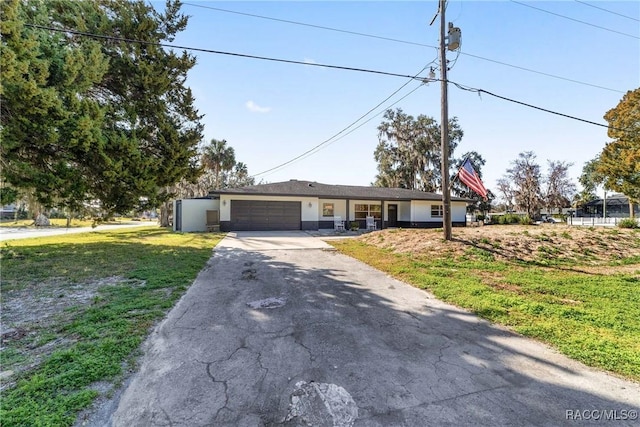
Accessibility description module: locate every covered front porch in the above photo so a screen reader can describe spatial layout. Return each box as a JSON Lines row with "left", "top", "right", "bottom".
{"left": 316, "top": 198, "right": 466, "bottom": 230}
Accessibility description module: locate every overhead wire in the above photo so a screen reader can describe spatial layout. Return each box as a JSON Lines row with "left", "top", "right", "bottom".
{"left": 574, "top": 1, "right": 639, "bottom": 23}
{"left": 511, "top": 1, "right": 639, "bottom": 39}
{"left": 449, "top": 81, "right": 622, "bottom": 131}
{"left": 26, "top": 21, "right": 440, "bottom": 177}
{"left": 251, "top": 62, "right": 436, "bottom": 177}
{"left": 24, "top": 24, "right": 425, "bottom": 81}
{"left": 182, "top": 2, "right": 439, "bottom": 50}
{"left": 181, "top": 2, "right": 625, "bottom": 94}
{"left": 455, "top": 52, "right": 620, "bottom": 93}
{"left": 27, "top": 22, "right": 625, "bottom": 174}
{"left": 253, "top": 83, "right": 426, "bottom": 178}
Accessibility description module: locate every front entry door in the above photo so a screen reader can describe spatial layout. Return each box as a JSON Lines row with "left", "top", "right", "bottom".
{"left": 388, "top": 204, "right": 398, "bottom": 227}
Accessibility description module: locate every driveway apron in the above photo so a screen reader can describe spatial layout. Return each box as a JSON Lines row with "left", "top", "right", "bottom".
{"left": 110, "top": 231, "right": 640, "bottom": 426}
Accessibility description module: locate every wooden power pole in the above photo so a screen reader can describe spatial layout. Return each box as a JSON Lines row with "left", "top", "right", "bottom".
{"left": 439, "top": 0, "right": 452, "bottom": 241}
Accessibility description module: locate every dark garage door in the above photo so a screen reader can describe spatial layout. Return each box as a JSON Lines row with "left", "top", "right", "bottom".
{"left": 230, "top": 200, "right": 301, "bottom": 231}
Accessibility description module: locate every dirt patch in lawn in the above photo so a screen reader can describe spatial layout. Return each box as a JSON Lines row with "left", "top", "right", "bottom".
{"left": 0, "top": 276, "right": 145, "bottom": 391}
{"left": 358, "top": 224, "right": 640, "bottom": 266}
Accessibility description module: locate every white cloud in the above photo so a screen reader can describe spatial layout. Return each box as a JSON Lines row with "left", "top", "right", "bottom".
{"left": 245, "top": 100, "right": 271, "bottom": 113}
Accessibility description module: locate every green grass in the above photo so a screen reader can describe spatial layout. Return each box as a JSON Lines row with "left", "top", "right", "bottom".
{"left": 0, "top": 228, "right": 223, "bottom": 427}
{"left": 330, "top": 239, "right": 640, "bottom": 382}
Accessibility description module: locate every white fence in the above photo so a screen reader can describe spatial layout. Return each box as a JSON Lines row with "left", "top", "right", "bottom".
{"left": 567, "top": 217, "right": 639, "bottom": 227}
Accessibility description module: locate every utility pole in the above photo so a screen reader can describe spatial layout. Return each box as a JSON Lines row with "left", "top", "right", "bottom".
{"left": 438, "top": 0, "right": 452, "bottom": 240}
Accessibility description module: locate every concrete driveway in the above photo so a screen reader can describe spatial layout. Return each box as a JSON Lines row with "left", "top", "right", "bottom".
{"left": 105, "top": 231, "right": 640, "bottom": 426}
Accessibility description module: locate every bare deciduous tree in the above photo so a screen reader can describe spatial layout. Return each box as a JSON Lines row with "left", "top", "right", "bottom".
{"left": 505, "top": 151, "right": 543, "bottom": 219}
{"left": 544, "top": 160, "right": 576, "bottom": 214}
{"left": 496, "top": 178, "right": 515, "bottom": 212}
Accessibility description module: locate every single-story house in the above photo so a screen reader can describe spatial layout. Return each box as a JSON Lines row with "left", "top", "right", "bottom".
{"left": 173, "top": 180, "right": 470, "bottom": 232}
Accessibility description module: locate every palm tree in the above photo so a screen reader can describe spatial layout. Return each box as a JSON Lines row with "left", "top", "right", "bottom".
{"left": 202, "top": 139, "right": 236, "bottom": 190}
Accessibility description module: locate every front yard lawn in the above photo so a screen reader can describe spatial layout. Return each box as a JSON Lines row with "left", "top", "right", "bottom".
{"left": 1, "top": 228, "right": 224, "bottom": 427}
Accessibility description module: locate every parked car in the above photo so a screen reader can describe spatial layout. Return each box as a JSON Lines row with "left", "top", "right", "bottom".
{"left": 540, "top": 216, "right": 562, "bottom": 223}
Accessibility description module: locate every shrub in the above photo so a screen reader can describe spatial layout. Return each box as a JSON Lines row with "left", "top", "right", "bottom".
{"left": 507, "top": 214, "right": 521, "bottom": 224}
{"left": 497, "top": 214, "right": 520, "bottom": 225}
{"left": 476, "top": 214, "right": 485, "bottom": 221}
{"left": 618, "top": 218, "right": 639, "bottom": 229}
{"left": 519, "top": 216, "right": 533, "bottom": 225}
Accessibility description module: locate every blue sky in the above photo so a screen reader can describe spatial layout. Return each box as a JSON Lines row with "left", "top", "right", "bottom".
{"left": 153, "top": 1, "right": 639, "bottom": 197}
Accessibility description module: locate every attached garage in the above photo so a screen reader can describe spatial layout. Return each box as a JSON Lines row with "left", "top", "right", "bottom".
{"left": 230, "top": 200, "right": 301, "bottom": 231}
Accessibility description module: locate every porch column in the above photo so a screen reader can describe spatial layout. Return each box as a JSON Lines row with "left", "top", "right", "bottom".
{"left": 381, "top": 200, "right": 385, "bottom": 230}
{"left": 346, "top": 199, "right": 350, "bottom": 223}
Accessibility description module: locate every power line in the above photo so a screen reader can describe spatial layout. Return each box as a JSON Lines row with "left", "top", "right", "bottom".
{"left": 574, "top": 1, "right": 639, "bottom": 23}
{"left": 252, "top": 64, "right": 434, "bottom": 177}
{"left": 457, "top": 52, "right": 621, "bottom": 93}
{"left": 449, "top": 81, "right": 621, "bottom": 131}
{"left": 25, "top": 23, "right": 625, "bottom": 171}
{"left": 511, "top": 1, "right": 639, "bottom": 39}
{"left": 254, "top": 84, "right": 426, "bottom": 178}
{"left": 182, "top": 2, "right": 439, "bottom": 50}
{"left": 24, "top": 24, "right": 424, "bottom": 81}
{"left": 181, "top": 2, "right": 624, "bottom": 94}
{"left": 257, "top": 78, "right": 622, "bottom": 178}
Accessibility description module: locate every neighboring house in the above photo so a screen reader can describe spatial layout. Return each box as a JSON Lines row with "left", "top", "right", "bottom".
{"left": 173, "top": 180, "right": 470, "bottom": 232}
{"left": 578, "top": 194, "right": 639, "bottom": 218}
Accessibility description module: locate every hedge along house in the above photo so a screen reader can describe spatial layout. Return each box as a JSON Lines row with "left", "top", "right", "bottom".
{"left": 173, "top": 180, "right": 470, "bottom": 232}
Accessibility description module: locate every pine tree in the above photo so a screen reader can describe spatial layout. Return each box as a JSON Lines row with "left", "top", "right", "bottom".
{"left": 1, "top": 0, "right": 204, "bottom": 216}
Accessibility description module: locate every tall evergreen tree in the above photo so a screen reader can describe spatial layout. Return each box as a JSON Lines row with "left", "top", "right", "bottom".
{"left": 1, "top": 0, "right": 204, "bottom": 216}
{"left": 1, "top": 0, "right": 108, "bottom": 212}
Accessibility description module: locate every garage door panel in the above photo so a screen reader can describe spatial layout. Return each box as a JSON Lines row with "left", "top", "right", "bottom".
{"left": 230, "top": 200, "right": 301, "bottom": 231}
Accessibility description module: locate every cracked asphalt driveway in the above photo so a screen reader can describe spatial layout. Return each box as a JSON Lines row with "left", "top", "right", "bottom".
{"left": 107, "top": 231, "right": 640, "bottom": 426}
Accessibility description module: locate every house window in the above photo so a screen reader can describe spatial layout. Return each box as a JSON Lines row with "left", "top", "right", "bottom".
{"left": 355, "top": 204, "right": 382, "bottom": 220}
{"left": 322, "top": 203, "right": 334, "bottom": 217}
{"left": 431, "top": 205, "right": 443, "bottom": 217}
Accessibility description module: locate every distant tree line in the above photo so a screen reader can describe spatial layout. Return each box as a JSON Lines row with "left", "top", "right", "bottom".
{"left": 495, "top": 152, "right": 575, "bottom": 219}
{"left": 372, "top": 91, "right": 640, "bottom": 220}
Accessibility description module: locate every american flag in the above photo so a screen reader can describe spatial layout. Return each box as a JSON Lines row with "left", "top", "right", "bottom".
{"left": 458, "top": 159, "right": 488, "bottom": 199}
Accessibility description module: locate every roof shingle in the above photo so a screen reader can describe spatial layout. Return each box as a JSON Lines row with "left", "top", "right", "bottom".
{"left": 213, "top": 180, "right": 470, "bottom": 202}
